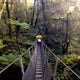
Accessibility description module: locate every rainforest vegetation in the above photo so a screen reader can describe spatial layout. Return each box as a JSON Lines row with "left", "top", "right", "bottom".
{"left": 0, "top": 0, "right": 80, "bottom": 80}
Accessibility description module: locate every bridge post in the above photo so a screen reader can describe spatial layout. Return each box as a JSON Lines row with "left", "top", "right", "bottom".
{"left": 47, "top": 50, "right": 49, "bottom": 63}
{"left": 28, "top": 50, "right": 31, "bottom": 58}
{"left": 19, "top": 55, "right": 24, "bottom": 75}
{"left": 54, "top": 57, "right": 59, "bottom": 80}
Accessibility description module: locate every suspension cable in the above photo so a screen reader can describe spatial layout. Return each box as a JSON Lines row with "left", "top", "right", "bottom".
{"left": 0, "top": 54, "right": 23, "bottom": 74}
{"left": 1, "top": 41, "right": 80, "bottom": 79}
{"left": 43, "top": 42, "right": 80, "bottom": 79}
{"left": 0, "top": 43, "right": 35, "bottom": 74}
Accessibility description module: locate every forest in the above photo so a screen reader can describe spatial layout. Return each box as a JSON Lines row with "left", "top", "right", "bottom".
{"left": 0, "top": 0, "right": 80, "bottom": 80}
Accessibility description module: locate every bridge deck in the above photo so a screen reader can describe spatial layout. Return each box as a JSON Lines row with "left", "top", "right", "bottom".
{"left": 22, "top": 41, "right": 54, "bottom": 80}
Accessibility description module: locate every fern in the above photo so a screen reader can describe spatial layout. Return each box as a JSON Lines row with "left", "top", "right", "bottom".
{"left": 0, "top": 53, "right": 29, "bottom": 70}
{"left": 7, "top": 19, "right": 30, "bottom": 29}
{"left": 0, "top": 56, "right": 8, "bottom": 62}
{"left": 0, "top": 39, "right": 6, "bottom": 49}
{"left": 0, "top": 54, "right": 19, "bottom": 66}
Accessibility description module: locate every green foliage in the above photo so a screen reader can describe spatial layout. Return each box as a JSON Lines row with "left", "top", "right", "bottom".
{"left": 48, "top": 53, "right": 80, "bottom": 79}
{"left": 28, "top": 27, "right": 37, "bottom": 37}
{"left": 0, "top": 39, "right": 6, "bottom": 49}
{"left": 0, "top": 19, "right": 6, "bottom": 34}
{"left": 20, "top": 23, "right": 30, "bottom": 29}
{"left": 27, "top": 27, "right": 37, "bottom": 43}
{"left": 7, "top": 19, "right": 30, "bottom": 29}
{"left": 0, "top": 19, "right": 6, "bottom": 27}
{"left": 3, "top": 36, "right": 16, "bottom": 42}
{"left": 25, "top": 40, "right": 34, "bottom": 45}
{"left": 54, "top": 13, "right": 62, "bottom": 19}
{"left": 0, "top": 0, "right": 80, "bottom": 79}
{"left": 22, "top": 53, "right": 30, "bottom": 66}
{"left": 51, "top": 54, "right": 80, "bottom": 80}
{"left": 0, "top": 54, "right": 19, "bottom": 66}
{"left": 61, "top": 54, "right": 80, "bottom": 66}
{"left": 69, "top": 36, "right": 80, "bottom": 54}
{"left": 0, "top": 54, "right": 19, "bottom": 70}
{"left": 0, "top": 53, "right": 30, "bottom": 70}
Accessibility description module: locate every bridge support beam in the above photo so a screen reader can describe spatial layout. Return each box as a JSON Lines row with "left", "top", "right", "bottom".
{"left": 54, "top": 58, "right": 59, "bottom": 80}
{"left": 19, "top": 55, "right": 24, "bottom": 75}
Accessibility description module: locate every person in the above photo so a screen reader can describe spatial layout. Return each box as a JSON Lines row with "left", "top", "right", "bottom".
{"left": 36, "top": 35, "right": 43, "bottom": 42}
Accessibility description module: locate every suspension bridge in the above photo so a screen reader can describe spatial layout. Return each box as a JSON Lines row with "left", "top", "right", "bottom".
{"left": 0, "top": 35, "right": 80, "bottom": 80}
{"left": 0, "top": 0, "right": 80, "bottom": 80}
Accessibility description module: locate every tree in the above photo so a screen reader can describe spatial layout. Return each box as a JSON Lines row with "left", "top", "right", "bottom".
{"left": 6, "top": 0, "right": 12, "bottom": 38}
{"left": 30, "top": 0, "right": 36, "bottom": 27}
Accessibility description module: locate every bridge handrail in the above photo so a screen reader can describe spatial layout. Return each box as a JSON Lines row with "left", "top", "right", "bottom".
{"left": 1, "top": 41, "right": 80, "bottom": 79}
{"left": 0, "top": 54, "right": 24, "bottom": 74}
{"left": 0, "top": 44, "right": 35, "bottom": 74}
{"left": 43, "top": 42, "right": 80, "bottom": 79}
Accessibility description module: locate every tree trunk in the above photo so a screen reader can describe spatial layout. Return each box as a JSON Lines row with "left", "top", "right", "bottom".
{"left": 6, "top": 0, "right": 12, "bottom": 38}
{"left": 31, "top": 0, "right": 36, "bottom": 27}
{"left": 62, "top": 13, "right": 70, "bottom": 54}
{"left": 24, "top": 0, "right": 28, "bottom": 22}
{"left": 62, "top": 38, "right": 70, "bottom": 54}
{"left": 16, "top": 25, "right": 20, "bottom": 45}
{"left": 40, "top": 0, "right": 48, "bottom": 33}
{"left": 15, "top": 24, "right": 24, "bottom": 75}
{"left": 34, "top": 8, "right": 41, "bottom": 28}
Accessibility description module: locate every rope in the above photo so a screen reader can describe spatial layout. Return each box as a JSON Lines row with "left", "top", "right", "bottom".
{"left": 28, "top": 45, "right": 34, "bottom": 51}
{"left": 1, "top": 41, "right": 80, "bottom": 79}
{"left": 0, "top": 54, "right": 24, "bottom": 74}
{"left": 0, "top": 43, "right": 35, "bottom": 74}
{"left": 43, "top": 42, "right": 80, "bottom": 79}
